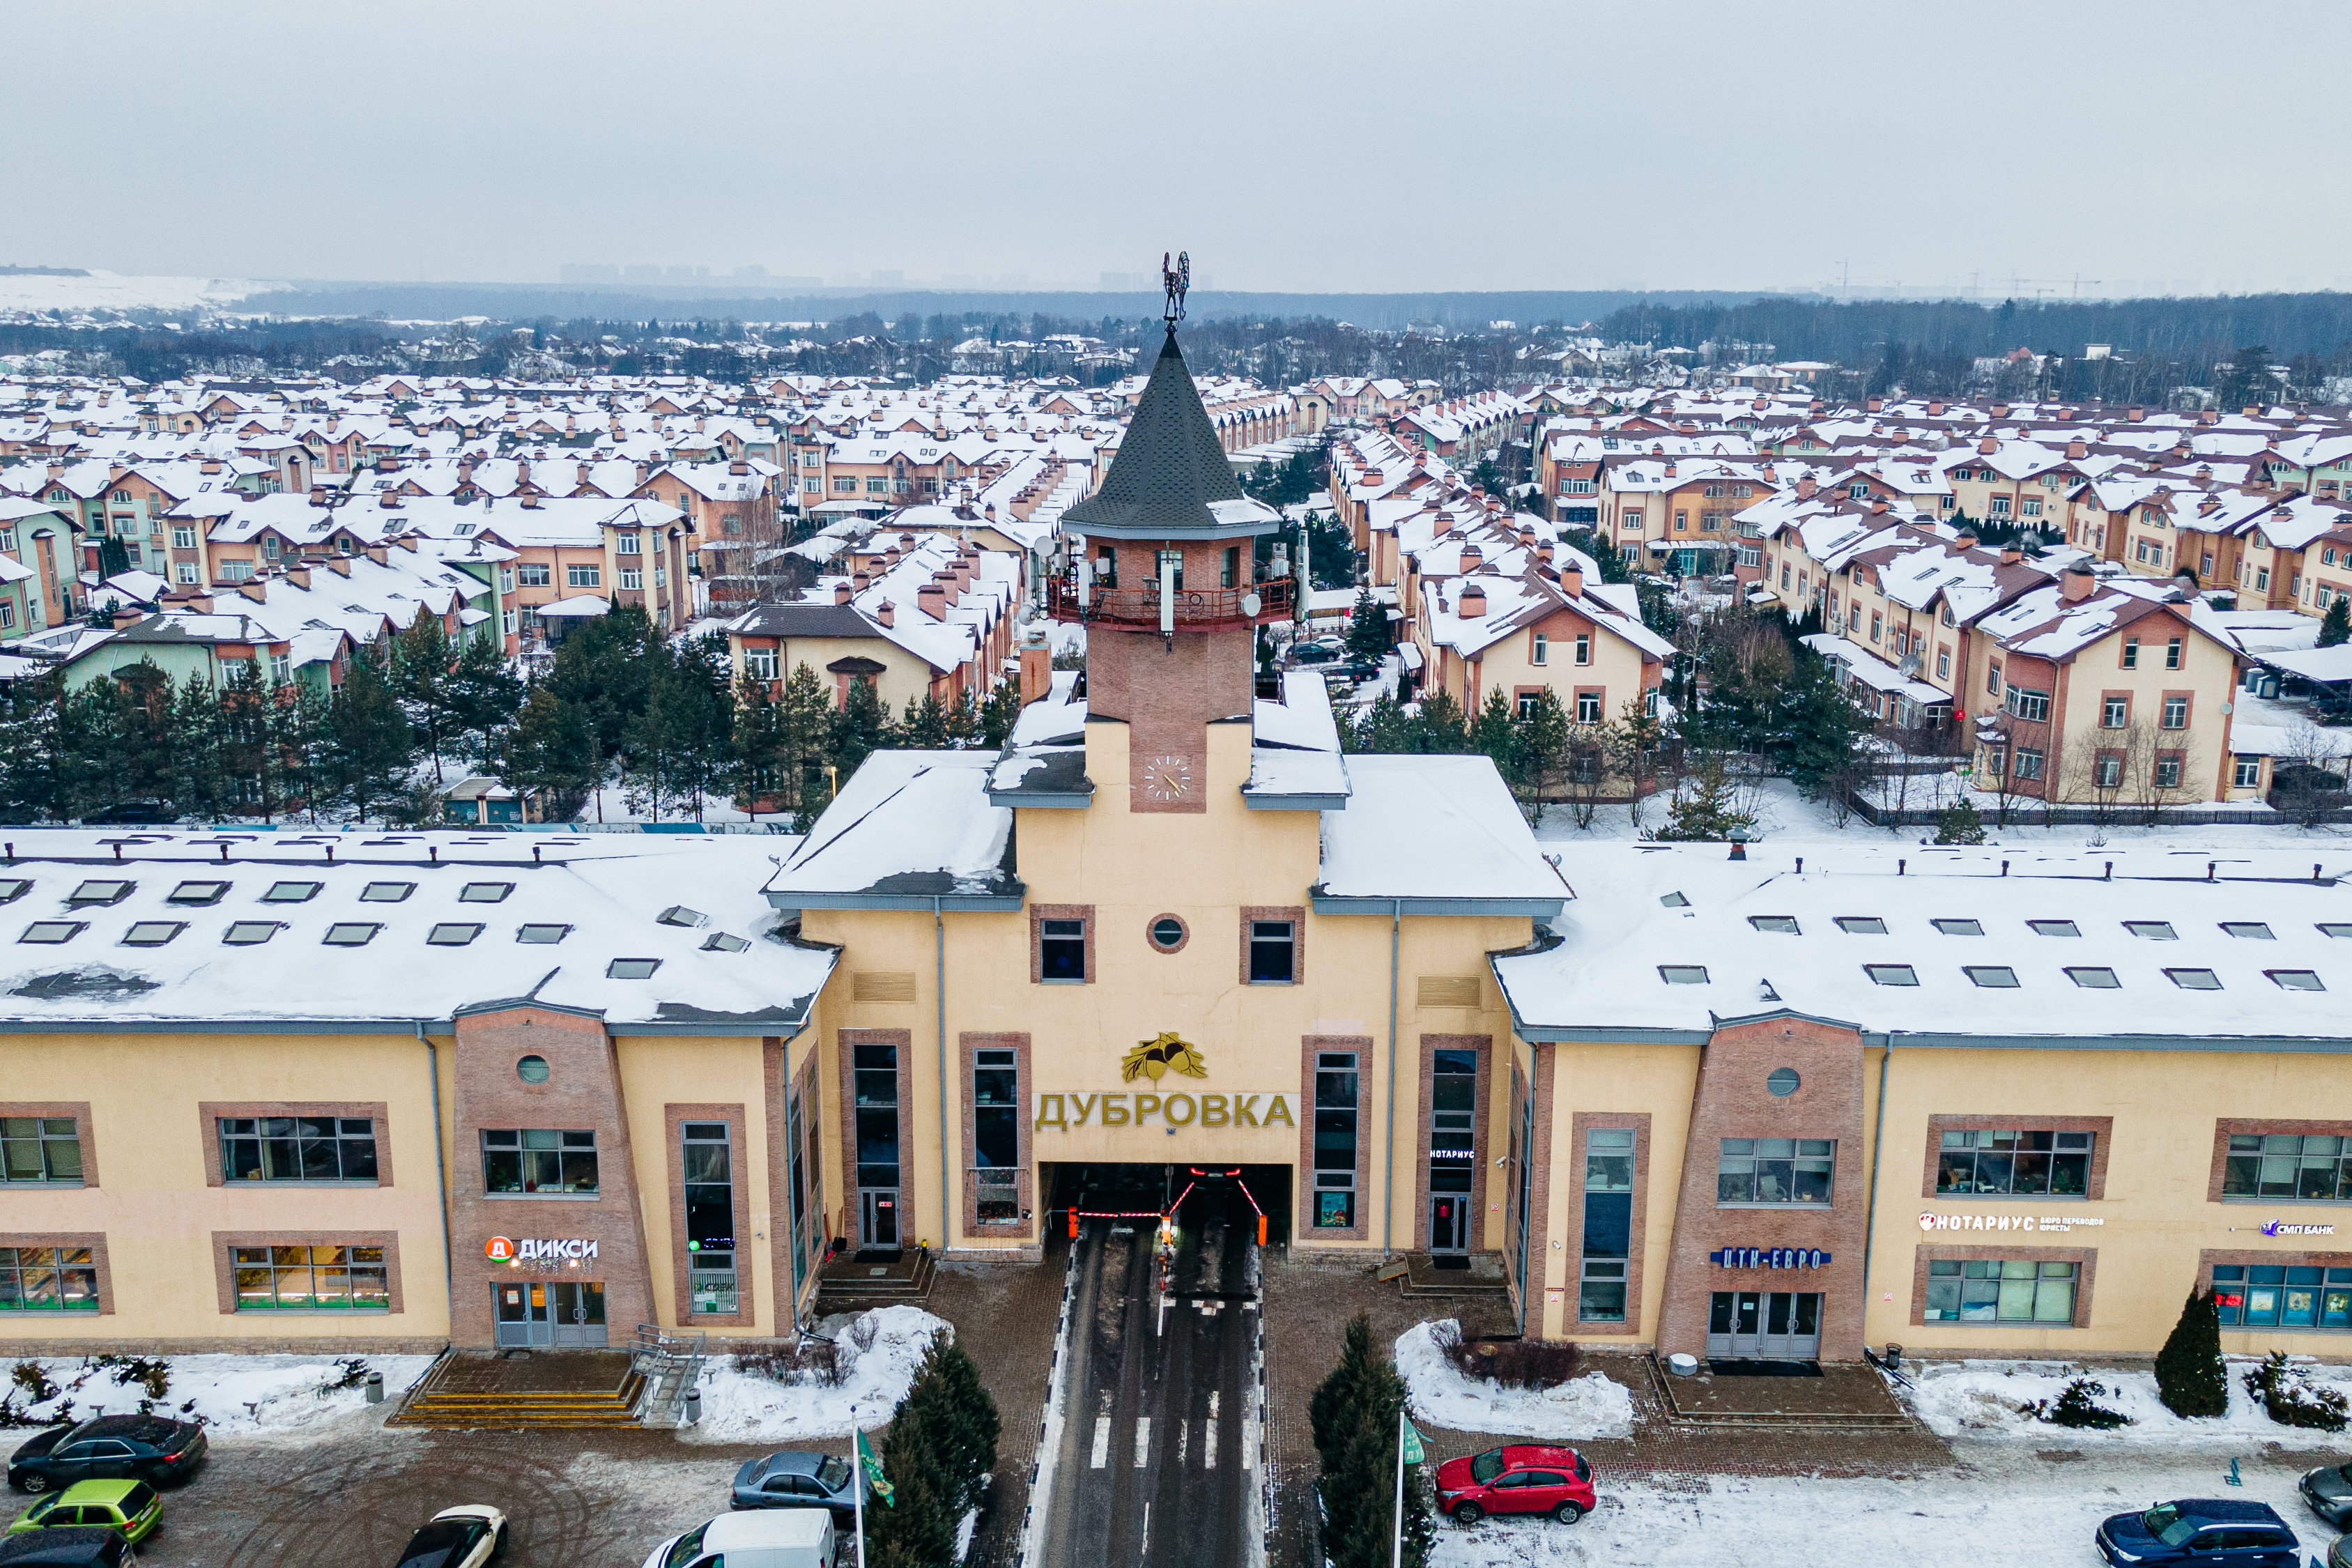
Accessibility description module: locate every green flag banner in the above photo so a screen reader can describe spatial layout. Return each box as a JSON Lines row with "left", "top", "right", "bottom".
{"left": 858, "top": 1429, "right": 895, "bottom": 1507}
{"left": 1401, "top": 1417, "right": 1425, "bottom": 1466}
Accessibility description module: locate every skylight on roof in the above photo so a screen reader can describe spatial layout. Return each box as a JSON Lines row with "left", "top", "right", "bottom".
{"left": 323, "top": 922, "right": 381, "bottom": 946}
{"left": 360, "top": 882, "right": 414, "bottom": 902}
{"left": 1865, "top": 963, "right": 1919, "bottom": 986}
{"left": 2319, "top": 923, "right": 2352, "bottom": 939}
{"left": 1748, "top": 916, "right": 1800, "bottom": 934}
{"left": 20, "top": 921, "right": 83, "bottom": 944}
{"left": 459, "top": 883, "right": 512, "bottom": 903}
{"left": 658, "top": 905, "right": 707, "bottom": 928}
{"left": 2123, "top": 921, "right": 2176, "bottom": 940}
{"left": 1932, "top": 918, "right": 1983, "bottom": 936}
{"left": 1836, "top": 916, "right": 1887, "bottom": 935}
{"left": 2028, "top": 920, "right": 2080, "bottom": 937}
{"left": 1964, "top": 966, "right": 2020, "bottom": 988}
{"left": 1658, "top": 964, "right": 1708, "bottom": 984}
{"left": 2065, "top": 966, "right": 2120, "bottom": 988}
{"left": 168, "top": 880, "right": 231, "bottom": 905}
{"left": 121, "top": 921, "right": 184, "bottom": 946}
{"left": 223, "top": 921, "right": 280, "bottom": 946}
{"left": 428, "top": 923, "right": 484, "bottom": 946}
{"left": 263, "top": 881, "right": 321, "bottom": 903}
{"left": 702, "top": 932, "right": 751, "bottom": 953}
{"left": 607, "top": 958, "right": 661, "bottom": 979}
{"left": 1659, "top": 892, "right": 1689, "bottom": 908}
{"left": 2221, "top": 922, "right": 2274, "bottom": 939}
{"left": 517, "top": 923, "right": 570, "bottom": 944}
{"left": 0, "top": 881, "right": 27, "bottom": 905}
{"left": 68, "top": 881, "right": 132, "bottom": 907}
{"left": 2268, "top": 969, "right": 2325, "bottom": 991}
{"left": 2165, "top": 967, "right": 2222, "bottom": 990}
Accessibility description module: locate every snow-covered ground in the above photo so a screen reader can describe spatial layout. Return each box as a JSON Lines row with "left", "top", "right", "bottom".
{"left": 1429, "top": 1450, "right": 2331, "bottom": 1568}
{"left": 1394, "top": 1321, "right": 1636, "bottom": 1440}
{"left": 682, "top": 1305, "right": 950, "bottom": 1444}
{"left": 1, "top": 1353, "right": 437, "bottom": 1438}
{"left": 1900, "top": 1355, "right": 2352, "bottom": 1445}
{"left": 0, "top": 270, "right": 286, "bottom": 315}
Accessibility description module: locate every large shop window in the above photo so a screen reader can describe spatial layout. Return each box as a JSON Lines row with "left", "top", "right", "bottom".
{"left": 1313, "top": 1051, "right": 1359, "bottom": 1229}
{"left": 231, "top": 1244, "right": 389, "bottom": 1312}
{"left": 222, "top": 1116, "right": 378, "bottom": 1183}
{"left": 0, "top": 1247, "right": 98, "bottom": 1311}
{"left": 1, "top": 1119, "right": 82, "bottom": 1183}
{"left": 1580, "top": 1129, "right": 1634, "bottom": 1323}
{"left": 682, "top": 1123, "right": 737, "bottom": 1316}
{"left": 1937, "top": 1130, "right": 2092, "bottom": 1197}
{"left": 972, "top": 1049, "right": 1020, "bottom": 1223}
{"left": 1718, "top": 1139, "right": 1834, "bottom": 1206}
{"left": 482, "top": 1130, "right": 599, "bottom": 1195}
{"left": 2213, "top": 1266, "right": 2352, "bottom": 1330}
{"left": 2223, "top": 1133, "right": 2352, "bottom": 1201}
{"left": 1923, "top": 1259, "right": 2078, "bottom": 1323}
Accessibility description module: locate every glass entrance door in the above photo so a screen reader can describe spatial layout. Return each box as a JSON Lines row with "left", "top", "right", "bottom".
{"left": 1429, "top": 1195, "right": 1468, "bottom": 1254}
{"left": 859, "top": 1189, "right": 900, "bottom": 1250}
{"left": 550, "top": 1281, "right": 606, "bottom": 1347}
{"left": 1705, "top": 1291, "right": 1822, "bottom": 1359}
{"left": 494, "top": 1281, "right": 552, "bottom": 1347}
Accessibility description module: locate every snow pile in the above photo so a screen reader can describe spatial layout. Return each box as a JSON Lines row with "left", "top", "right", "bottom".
{"left": 1900, "top": 1355, "right": 2352, "bottom": 1443}
{"left": 1393, "top": 1322, "right": 1634, "bottom": 1440}
{"left": 684, "top": 1305, "right": 950, "bottom": 1445}
{"left": 1, "top": 1353, "right": 437, "bottom": 1438}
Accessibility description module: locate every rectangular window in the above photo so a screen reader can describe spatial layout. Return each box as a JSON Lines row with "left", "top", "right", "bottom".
{"left": 1717, "top": 1137, "right": 1834, "bottom": 1206}
{"left": 619, "top": 569, "right": 643, "bottom": 591}
{"left": 682, "top": 1122, "right": 737, "bottom": 1315}
{"left": 2166, "top": 636, "right": 2183, "bottom": 670}
{"left": 1530, "top": 633, "right": 1548, "bottom": 666}
{"left": 1313, "top": 1050, "right": 1359, "bottom": 1229}
{"left": 1039, "top": 918, "right": 1086, "bottom": 982}
{"left": 0, "top": 1247, "right": 99, "bottom": 1312}
{"left": 2234, "top": 755, "right": 2261, "bottom": 788}
{"left": 616, "top": 532, "right": 641, "bottom": 555}
{"left": 2004, "top": 686, "right": 2051, "bottom": 722}
{"left": 1580, "top": 1128, "right": 1634, "bottom": 1323}
{"left": 2161, "top": 695, "right": 2188, "bottom": 729}
{"left": 1923, "top": 1259, "right": 2078, "bottom": 1323}
{"left": 744, "top": 647, "right": 778, "bottom": 681}
{"left": 1, "top": 1118, "right": 82, "bottom": 1183}
{"left": 2155, "top": 754, "right": 2183, "bottom": 789}
{"left": 1937, "top": 1130, "right": 2093, "bottom": 1197}
{"left": 1576, "top": 690, "right": 1603, "bottom": 723}
{"left": 2013, "top": 747, "right": 2044, "bottom": 781}
{"left": 2121, "top": 637, "right": 2138, "bottom": 670}
{"left": 480, "top": 1129, "right": 599, "bottom": 1194}
{"left": 1937, "top": 646, "right": 1951, "bottom": 679}
{"left": 222, "top": 1116, "right": 378, "bottom": 1183}
{"left": 972, "top": 1048, "right": 1020, "bottom": 1223}
{"left": 2224, "top": 1132, "right": 2352, "bottom": 1201}
{"left": 2211, "top": 1263, "right": 2352, "bottom": 1330}
{"left": 517, "top": 564, "right": 551, "bottom": 587}
{"left": 854, "top": 1043, "right": 900, "bottom": 1192}
{"left": 2103, "top": 696, "right": 2128, "bottom": 728}
{"left": 1250, "top": 920, "right": 1296, "bottom": 983}
{"left": 231, "top": 1243, "right": 388, "bottom": 1312}
{"left": 566, "top": 564, "right": 601, "bottom": 588}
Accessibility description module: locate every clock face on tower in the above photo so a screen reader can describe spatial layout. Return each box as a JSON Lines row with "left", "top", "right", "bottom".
{"left": 1142, "top": 753, "right": 1194, "bottom": 802}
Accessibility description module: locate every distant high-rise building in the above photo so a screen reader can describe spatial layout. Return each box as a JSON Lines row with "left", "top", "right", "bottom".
{"left": 733, "top": 264, "right": 768, "bottom": 279}
{"left": 624, "top": 264, "right": 662, "bottom": 282}
{"left": 560, "top": 263, "right": 621, "bottom": 285}
{"left": 871, "top": 270, "right": 905, "bottom": 286}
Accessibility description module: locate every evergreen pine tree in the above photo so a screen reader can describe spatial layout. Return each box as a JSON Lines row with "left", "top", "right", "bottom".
{"left": 2321, "top": 596, "right": 2351, "bottom": 648}
{"left": 864, "top": 1420, "right": 958, "bottom": 1567}
{"left": 445, "top": 631, "right": 525, "bottom": 763}
{"left": 730, "top": 673, "right": 789, "bottom": 820}
{"left": 2154, "top": 1289, "right": 2229, "bottom": 1417}
{"left": 1344, "top": 589, "right": 1391, "bottom": 663}
{"left": 776, "top": 663, "right": 835, "bottom": 815}
{"left": 1309, "top": 1313, "right": 1377, "bottom": 1456}
{"left": 1407, "top": 689, "right": 1469, "bottom": 754}
{"left": 977, "top": 676, "right": 1022, "bottom": 748}
{"left": 497, "top": 686, "right": 597, "bottom": 822}
{"left": 830, "top": 675, "right": 894, "bottom": 780}
{"left": 1472, "top": 686, "right": 1521, "bottom": 783}
{"left": 1515, "top": 686, "right": 1571, "bottom": 819}
{"left": 900, "top": 691, "right": 951, "bottom": 748}
{"left": 1313, "top": 1319, "right": 1434, "bottom": 1568}
{"left": 388, "top": 613, "right": 457, "bottom": 781}
{"left": 328, "top": 645, "right": 418, "bottom": 825}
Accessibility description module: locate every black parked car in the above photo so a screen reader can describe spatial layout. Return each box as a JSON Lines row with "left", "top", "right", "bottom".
{"left": 8, "top": 1417, "right": 206, "bottom": 1493}
{"left": 78, "top": 801, "right": 178, "bottom": 826}
{"left": 2096, "top": 1499, "right": 2299, "bottom": 1566}
{"left": 2301, "top": 1461, "right": 2352, "bottom": 1529}
{"left": 728, "top": 1450, "right": 860, "bottom": 1521}
{"left": 0, "top": 1528, "right": 134, "bottom": 1568}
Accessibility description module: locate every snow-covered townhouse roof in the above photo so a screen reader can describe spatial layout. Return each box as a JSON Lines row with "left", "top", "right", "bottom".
{"left": 1971, "top": 572, "right": 2223, "bottom": 666}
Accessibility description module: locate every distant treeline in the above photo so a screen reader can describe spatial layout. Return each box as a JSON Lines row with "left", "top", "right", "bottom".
{"left": 1601, "top": 293, "right": 2352, "bottom": 372}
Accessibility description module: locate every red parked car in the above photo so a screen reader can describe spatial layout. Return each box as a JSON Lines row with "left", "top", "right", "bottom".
{"left": 1434, "top": 1444, "right": 1594, "bottom": 1525}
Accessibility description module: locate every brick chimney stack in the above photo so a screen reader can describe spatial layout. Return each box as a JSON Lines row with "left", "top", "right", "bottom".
{"left": 2061, "top": 567, "right": 2097, "bottom": 603}
{"left": 1458, "top": 583, "right": 1486, "bottom": 620}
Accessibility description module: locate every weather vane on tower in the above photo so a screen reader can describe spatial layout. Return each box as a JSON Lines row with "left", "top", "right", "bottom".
{"left": 1162, "top": 250, "right": 1190, "bottom": 330}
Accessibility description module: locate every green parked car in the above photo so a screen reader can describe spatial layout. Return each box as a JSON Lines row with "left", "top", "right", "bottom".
{"left": 6, "top": 1481, "right": 162, "bottom": 1546}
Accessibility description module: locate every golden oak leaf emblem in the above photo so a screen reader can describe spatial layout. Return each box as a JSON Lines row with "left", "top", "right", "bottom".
{"left": 1121, "top": 1031, "right": 1206, "bottom": 1082}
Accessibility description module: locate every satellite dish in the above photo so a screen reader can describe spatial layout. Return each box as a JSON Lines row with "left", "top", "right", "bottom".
{"left": 1240, "top": 592, "right": 1262, "bottom": 617}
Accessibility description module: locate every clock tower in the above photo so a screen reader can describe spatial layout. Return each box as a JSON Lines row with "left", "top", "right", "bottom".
{"left": 1048, "top": 254, "right": 1295, "bottom": 814}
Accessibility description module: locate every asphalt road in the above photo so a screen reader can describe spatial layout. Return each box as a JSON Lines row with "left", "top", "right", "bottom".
{"left": 1040, "top": 1181, "right": 1259, "bottom": 1568}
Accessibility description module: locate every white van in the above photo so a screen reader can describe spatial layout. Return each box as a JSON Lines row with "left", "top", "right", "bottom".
{"left": 640, "top": 1508, "right": 839, "bottom": 1568}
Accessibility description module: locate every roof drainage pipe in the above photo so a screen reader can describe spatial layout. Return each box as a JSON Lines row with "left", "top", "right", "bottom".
{"left": 1383, "top": 898, "right": 1401, "bottom": 1256}
{"left": 937, "top": 896, "right": 949, "bottom": 1259}
{"left": 1860, "top": 1039, "right": 1890, "bottom": 1331}
{"left": 418, "top": 1022, "right": 453, "bottom": 1344}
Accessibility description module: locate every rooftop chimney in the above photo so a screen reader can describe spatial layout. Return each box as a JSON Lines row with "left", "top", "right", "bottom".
{"left": 1560, "top": 563, "right": 1585, "bottom": 597}
{"left": 364, "top": 545, "right": 389, "bottom": 567}
{"left": 285, "top": 566, "right": 310, "bottom": 589}
{"left": 1797, "top": 476, "right": 1817, "bottom": 499}
{"left": 1978, "top": 436, "right": 1999, "bottom": 455}
{"left": 1953, "top": 530, "right": 1978, "bottom": 551}
{"left": 1928, "top": 401, "right": 1946, "bottom": 417}
{"left": 1458, "top": 583, "right": 1486, "bottom": 620}
{"left": 876, "top": 600, "right": 894, "bottom": 628}
{"left": 918, "top": 582, "right": 947, "bottom": 620}
{"left": 2128, "top": 406, "right": 2145, "bottom": 422}
{"left": 1999, "top": 547, "right": 2023, "bottom": 565}
{"left": 834, "top": 581, "right": 852, "bottom": 605}
{"left": 730, "top": 457, "right": 748, "bottom": 476}
{"left": 308, "top": 485, "right": 326, "bottom": 507}
{"left": 1460, "top": 543, "right": 1482, "bottom": 569}
{"left": 2061, "top": 567, "right": 2096, "bottom": 603}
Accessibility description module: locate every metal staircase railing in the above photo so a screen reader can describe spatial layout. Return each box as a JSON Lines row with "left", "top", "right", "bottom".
{"left": 631, "top": 1323, "right": 709, "bottom": 1427}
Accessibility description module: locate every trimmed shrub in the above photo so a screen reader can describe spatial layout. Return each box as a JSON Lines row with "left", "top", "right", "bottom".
{"left": 2243, "top": 1351, "right": 2350, "bottom": 1432}
{"left": 2154, "top": 1291, "right": 2229, "bottom": 1417}
{"left": 2027, "top": 1376, "right": 2130, "bottom": 1429}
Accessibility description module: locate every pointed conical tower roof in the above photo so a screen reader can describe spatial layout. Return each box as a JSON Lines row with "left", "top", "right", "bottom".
{"left": 1061, "top": 330, "right": 1281, "bottom": 539}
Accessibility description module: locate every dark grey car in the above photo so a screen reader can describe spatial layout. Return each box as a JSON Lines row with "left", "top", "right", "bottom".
{"left": 2301, "top": 1462, "right": 2352, "bottom": 1530}
{"left": 728, "top": 1451, "right": 859, "bottom": 1520}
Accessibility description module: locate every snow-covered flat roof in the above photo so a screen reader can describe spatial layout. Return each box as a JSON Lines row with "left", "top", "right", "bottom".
{"left": 1495, "top": 842, "right": 2352, "bottom": 1045}
{"left": 0, "top": 831, "right": 835, "bottom": 1033}
{"left": 766, "top": 751, "right": 1017, "bottom": 907}
{"left": 1314, "top": 755, "right": 1569, "bottom": 914}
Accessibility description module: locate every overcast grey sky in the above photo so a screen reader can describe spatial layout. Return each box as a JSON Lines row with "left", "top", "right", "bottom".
{"left": 10, "top": 0, "right": 2350, "bottom": 298}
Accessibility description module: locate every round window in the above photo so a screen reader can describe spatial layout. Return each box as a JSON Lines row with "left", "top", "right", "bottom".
{"left": 1766, "top": 1067, "right": 1800, "bottom": 1097}
{"left": 517, "top": 1054, "right": 551, "bottom": 1084}
{"left": 1147, "top": 914, "right": 1188, "bottom": 953}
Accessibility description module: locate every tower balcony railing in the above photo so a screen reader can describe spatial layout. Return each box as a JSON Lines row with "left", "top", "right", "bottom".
{"left": 1044, "top": 573, "right": 1296, "bottom": 628}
